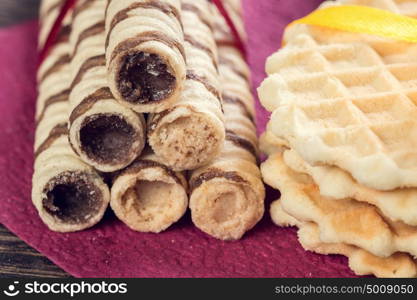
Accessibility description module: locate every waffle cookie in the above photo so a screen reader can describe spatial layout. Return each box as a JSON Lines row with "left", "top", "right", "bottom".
{"left": 147, "top": 0, "right": 225, "bottom": 171}
{"left": 259, "top": 0, "right": 417, "bottom": 190}
{"left": 110, "top": 148, "right": 188, "bottom": 233}
{"left": 271, "top": 200, "right": 417, "bottom": 278}
{"left": 38, "top": 0, "right": 65, "bottom": 50}
{"left": 188, "top": 4, "right": 264, "bottom": 241}
{"left": 69, "top": 0, "right": 146, "bottom": 173}
{"left": 262, "top": 152, "right": 417, "bottom": 259}
{"left": 33, "top": 13, "right": 110, "bottom": 232}
{"left": 105, "top": 0, "right": 186, "bottom": 113}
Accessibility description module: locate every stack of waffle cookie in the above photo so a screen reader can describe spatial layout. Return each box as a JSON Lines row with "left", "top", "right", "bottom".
{"left": 259, "top": 0, "right": 417, "bottom": 277}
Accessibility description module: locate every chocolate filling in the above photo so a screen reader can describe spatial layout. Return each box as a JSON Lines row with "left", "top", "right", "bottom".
{"left": 117, "top": 52, "right": 175, "bottom": 103}
{"left": 42, "top": 171, "right": 102, "bottom": 224}
{"left": 80, "top": 114, "right": 136, "bottom": 165}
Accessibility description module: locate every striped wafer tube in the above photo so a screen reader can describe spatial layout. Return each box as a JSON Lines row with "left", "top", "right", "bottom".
{"left": 220, "top": 0, "right": 246, "bottom": 41}
{"left": 69, "top": 0, "right": 146, "bottom": 173}
{"left": 188, "top": 4, "right": 264, "bottom": 241}
{"left": 33, "top": 13, "right": 110, "bottom": 232}
{"left": 147, "top": 0, "right": 225, "bottom": 171}
{"left": 110, "top": 148, "right": 188, "bottom": 233}
{"left": 38, "top": 0, "right": 65, "bottom": 50}
{"left": 105, "top": 0, "right": 186, "bottom": 113}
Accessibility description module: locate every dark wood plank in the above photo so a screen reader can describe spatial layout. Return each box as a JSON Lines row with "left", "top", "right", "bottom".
{"left": 0, "top": 0, "right": 70, "bottom": 278}
{"left": 0, "top": 0, "right": 40, "bottom": 27}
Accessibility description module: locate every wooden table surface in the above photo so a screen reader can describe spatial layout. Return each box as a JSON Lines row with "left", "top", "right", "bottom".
{"left": 0, "top": 0, "right": 70, "bottom": 278}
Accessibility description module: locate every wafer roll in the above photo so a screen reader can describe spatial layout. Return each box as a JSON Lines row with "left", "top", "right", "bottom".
{"left": 217, "top": 0, "right": 246, "bottom": 42}
{"left": 147, "top": 0, "right": 225, "bottom": 171}
{"left": 110, "top": 148, "right": 188, "bottom": 233}
{"left": 188, "top": 5, "right": 264, "bottom": 240}
{"left": 33, "top": 14, "right": 110, "bottom": 232}
{"left": 105, "top": 0, "right": 186, "bottom": 113}
{"left": 69, "top": 0, "right": 146, "bottom": 172}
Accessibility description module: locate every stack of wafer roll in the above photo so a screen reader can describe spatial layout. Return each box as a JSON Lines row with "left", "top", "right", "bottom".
{"left": 33, "top": 10, "right": 110, "bottom": 232}
{"left": 34, "top": 0, "right": 264, "bottom": 237}
{"left": 188, "top": 3, "right": 264, "bottom": 240}
{"left": 259, "top": 0, "right": 417, "bottom": 277}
